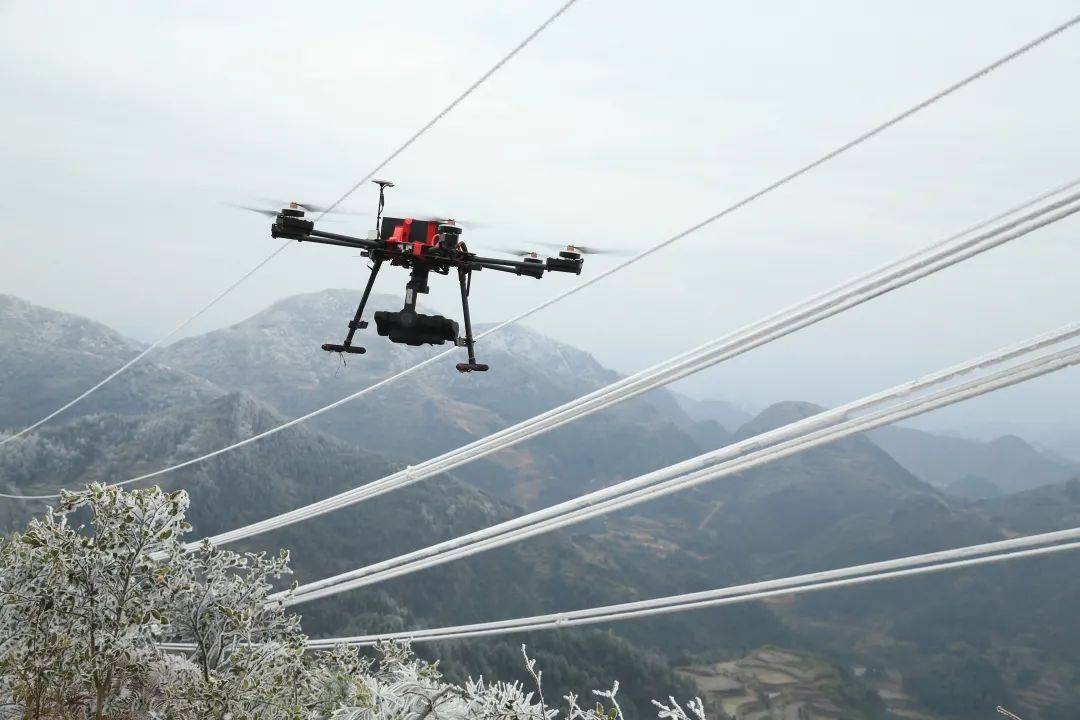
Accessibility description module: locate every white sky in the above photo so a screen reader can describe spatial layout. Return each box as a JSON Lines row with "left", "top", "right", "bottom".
{"left": 2, "top": 1, "right": 1079, "bottom": 436}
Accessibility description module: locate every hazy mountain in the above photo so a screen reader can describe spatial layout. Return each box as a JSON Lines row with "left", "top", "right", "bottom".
{"left": 3, "top": 292, "right": 1080, "bottom": 719}
{"left": 869, "top": 425, "right": 1079, "bottom": 496}
{"left": 0, "top": 388, "right": 772, "bottom": 717}
{"left": 937, "top": 419, "right": 1080, "bottom": 464}
{"left": 156, "top": 289, "right": 708, "bottom": 509}
{"left": 0, "top": 293, "right": 220, "bottom": 431}
{"left": 943, "top": 474, "right": 1004, "bottom": 500}
{"left": 672, "top": 392, "right": 752, "bottom": 432}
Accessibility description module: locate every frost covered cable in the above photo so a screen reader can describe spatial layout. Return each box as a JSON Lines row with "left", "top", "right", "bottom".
{"left": 154, "top": 532, "right": 1080, "bottom": 652}
{"left": 283, "top": 342, "right": 1080, "bottom": 604}
{"left": 196, "top": 185, "right": 1080, "bottom": 546}
{"left": 0, "top": 0, "right": 580, "bottom": 460}
{"left": 199, "top": 186, "right": 1080, "bottom": 546}
{"left": 273, "top": 323, "right": 1080, "bottom": 598}
{"left": 281, "top": 340, "right": 1080, "bottom": 605}
{"left": 300, "top": 538, "right": 1080, "bottom": 646}
{"left": 0, "top": 242, "right": 291, "bottom": 451}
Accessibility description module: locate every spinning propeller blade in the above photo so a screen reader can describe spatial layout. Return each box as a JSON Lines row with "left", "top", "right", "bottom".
{"left": 536, "top": 241, "right": 632, "bottom": 256}
{"left": 224, "top": 200, "right": 366, "bottom": 222}
{"left": 262, "top": 199, "right": 367, "bottom": 216}
{"left": 398, "top": 212, "right": 487, "bottom": 229}
{"left": 225, "top": 203, "right": 278, "bottom": 218}
{"left": 489, "top": 246, "right": 540, "bottom": 258}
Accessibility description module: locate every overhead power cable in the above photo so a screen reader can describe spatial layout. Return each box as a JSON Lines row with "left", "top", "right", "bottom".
{"left": 156, "top": 528, "right": 1080, "bottom": 651}
{"left": 279, "top": 333, "right": 1080, "bottom": 606}
{"left": 191, "top": 179, "right": 1080, "bottom": 546}
{"left": 4, "top": 12, "right": 1076, "bottom": 500}
{"left": 301, "top": 539, "right": 1080, "bottom": 646}
{"left": 0, "top": 0, "right": 580, "bottom": 453}
{"left": 302, "top": 537, "right": 1080, "bottom": 646}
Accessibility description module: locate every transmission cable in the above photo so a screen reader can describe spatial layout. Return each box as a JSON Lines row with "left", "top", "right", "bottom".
{"left": 301, "top": 538, "right": 1080, "bottom": 646}
{"left": 189, "top": 179, "right": 1080, "bottom": 543}
{"left": 156, "top": 528, "right": 1080, "bottom": 651}
{"left": 279, "top": 334, "right": 1080, "bottom": 605}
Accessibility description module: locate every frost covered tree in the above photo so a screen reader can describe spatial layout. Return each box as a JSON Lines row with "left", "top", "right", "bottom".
{"left": 323, "top": 643, "right": 707, "bottom": 720}
{"left": 0, "top": 484, "right": 706, "bottom": 720}
{"left": 0, "top": 484, "right": 190, "bottom": 719}
{"left": 158, "top": 541, "right": 307, "bottom": 719}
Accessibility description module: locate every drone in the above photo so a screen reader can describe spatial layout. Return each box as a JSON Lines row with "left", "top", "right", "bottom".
{"left": 261, "top": 180, "right": 590, "bottom": 373}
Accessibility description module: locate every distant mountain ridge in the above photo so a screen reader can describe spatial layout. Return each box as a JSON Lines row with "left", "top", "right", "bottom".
{"left": 673, "top": 392, "right": 753, "bottom": 432}
{"left": 4, "top": 291, "right": 1080, "bottom": 719}
{"left": 0, "top": 293, "right": 221, "bottom": 430}
{"left": 869, "top": 425, "right": 1079, "bottom": 497}
{"left": 154, "top": 288, "right": 708, "bottom": 509}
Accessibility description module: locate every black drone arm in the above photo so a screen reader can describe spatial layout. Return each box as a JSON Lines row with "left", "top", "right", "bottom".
{"left": 307, "top": 228, "right": 383, "bottom": 250}
{"left": 469, "top": 257, "right": 545, "bottom": 278}
{"left": 271, "top": 214, "right": 382, "bottom": 251}
{"left": 469, "top": 253, "right": 582, "bottom": 277}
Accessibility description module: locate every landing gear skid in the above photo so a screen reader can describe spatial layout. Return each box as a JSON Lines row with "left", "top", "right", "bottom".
{"left": 321, "top": 257, "right": 382, "bottom": 356}
{"left": 456, "top": 363, "right": 490, "bottom": 373}
{"left": 455, "top": 267, "right": 488, "bottom": 373}
{"left": 320, "top": 259, "right": 489, "bottom": 372}
{"left": 321, "top": 343, "right": 366, "bottom": 355}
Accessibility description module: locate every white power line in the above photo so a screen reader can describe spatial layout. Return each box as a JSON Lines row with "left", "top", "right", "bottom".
{"left": 301, "top": 537, "right": 1080, "bottom": 646}
{"left": 7, "top": 14, "right": 1073, "bottom": 502}
{"left": 157, "top": 529, "right": 1080, "bottom": 651}
{"left": 280, "top": 336, "right": 1080, "bottom": 605}
{"left": 194, "top": 182, "right": 1080, "bottom": 547}
{"left": 0, "top": 0, "right": 581, "bottom": 453}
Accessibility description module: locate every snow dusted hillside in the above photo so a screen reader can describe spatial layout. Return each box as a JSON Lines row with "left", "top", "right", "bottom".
{"left": 0, "top": 294, "right": 220, "bottom": 429}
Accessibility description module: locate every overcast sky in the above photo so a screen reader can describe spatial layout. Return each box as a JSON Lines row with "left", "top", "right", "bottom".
{"left": 2, "top": 1, "right": 1079, "bottom": 440}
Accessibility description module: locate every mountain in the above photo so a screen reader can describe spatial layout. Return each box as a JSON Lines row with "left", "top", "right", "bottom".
{"left": 3, "top": 292, "right": 1080, "bottom": 719}
{"left": 869, "top": 425, "right": 1079, "bottom": 496}
{"left": 943, "top": 474, "right": 1003, "bottom": 500}
{"left": 673, "top": 392, "right": 752, "bottom": 432}
{"left": 0, "top": 294, "right": 220, "bottom": 432}
{"left": 937, "top": 419, "right": 1080, "bottom": 464}
{"left": 156, "top": 289, "right": 709, "bottom": 509}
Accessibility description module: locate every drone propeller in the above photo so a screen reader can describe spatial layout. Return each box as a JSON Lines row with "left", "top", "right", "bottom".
{"left": 490, "top": 246, "right": 541, "bottom": 258}
{"left": 225, "top": 201, "right": 366, "bottom": 223}
{"left": 262, "top": 198, "right": 367, "bottom": 216}
{"left": 535, "top": 241, "right": 632, "bottom": 256}
{"left": 399, "top": 212, "right": 487, "bottom": 229}
{"left": 226, "top": 203, "right": 278, "bottom": 218}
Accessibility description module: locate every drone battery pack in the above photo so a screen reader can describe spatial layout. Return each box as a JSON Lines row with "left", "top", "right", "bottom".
{"left": 381, "top": 217, "right": 438, "bottom": 244}
{"left": 374, "top": 310, "right": 459, "bottom": 346}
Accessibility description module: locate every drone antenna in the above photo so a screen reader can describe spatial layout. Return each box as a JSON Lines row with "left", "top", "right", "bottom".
{"left": 373, "top": 179, "right": 395, "bottom": 238}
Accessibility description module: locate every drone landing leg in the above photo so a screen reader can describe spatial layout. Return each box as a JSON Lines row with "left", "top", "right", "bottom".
{"left": 455, "top": 267, "right": 488, "bottom": 373}
{"left": 322, "top": 257, "right": 383, "bottom": 355}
